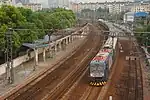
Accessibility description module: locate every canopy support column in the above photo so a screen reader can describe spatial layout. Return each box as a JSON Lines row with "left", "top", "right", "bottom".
{"left": 43, "top": 48, "right": 46, "bottom": 62}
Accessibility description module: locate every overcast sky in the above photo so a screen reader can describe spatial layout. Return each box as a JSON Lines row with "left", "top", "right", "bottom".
{"left": 37, "top": 0, "right": 133, "bottom": 8}
{"left": 71, "top": 0, "right": 132, "bottom": 2}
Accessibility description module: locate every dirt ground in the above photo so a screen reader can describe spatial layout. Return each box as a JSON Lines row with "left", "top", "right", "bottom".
{"left": 101, "top": 39, "right": 130, "bottom": 100}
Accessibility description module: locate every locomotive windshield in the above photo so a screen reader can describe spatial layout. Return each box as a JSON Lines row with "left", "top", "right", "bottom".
{"left": 90, "top": 63, "right": 104, "bottom": 77}
{"left": 103, "top": 45, "right": 112, "bottom": 49}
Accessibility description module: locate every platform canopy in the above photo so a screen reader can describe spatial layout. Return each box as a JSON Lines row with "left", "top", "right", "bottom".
{"left": 134, "top": 12, "right": 149, "bottom": 17}
{"left": 22, "top": 35, "right": 59, "bottom": 49}
{"left": 22, "top": 42, "right": 52, "bottom": 49}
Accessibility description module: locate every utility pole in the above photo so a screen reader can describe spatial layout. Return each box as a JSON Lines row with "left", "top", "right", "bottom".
{"left": 5, "top": 28, "right": 14, "bottom": 84}
{"left": 111, "top": 32, "right": 115, "bottom": 58}
{"left": 94, "top": 3, "right": 97, "bottom": 22}
{"left": 77, "top": 3, "right": 79, "bottom": 26}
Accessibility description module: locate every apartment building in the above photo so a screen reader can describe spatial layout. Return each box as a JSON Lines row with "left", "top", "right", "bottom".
{"left": 70, "top": 1, "right": 134, "bottom": 14}
{"left": 48, "top": 0, "right": 69, "bottom": 8}
{"left": 131, "top": 3, "right": 150, "bottom": 12}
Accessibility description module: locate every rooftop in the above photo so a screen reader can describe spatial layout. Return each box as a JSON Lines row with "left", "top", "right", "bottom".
{"left": 125, "top": 12, "right": 149, "bottom": 17}
{"left": 135, "top": 12, "right": 149, "bottom": 17}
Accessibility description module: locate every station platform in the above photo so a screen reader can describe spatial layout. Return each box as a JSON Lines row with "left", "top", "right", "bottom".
{"left": 0, "top": 37, "right": 85, "bottom": 97}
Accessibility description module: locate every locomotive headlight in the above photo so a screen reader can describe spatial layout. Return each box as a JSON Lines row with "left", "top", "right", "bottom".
{"left": 101, "top": 73, "right": 104, "bottom": 76}
{"left": 90, "top": 73, "right": 94, "bottom": 77}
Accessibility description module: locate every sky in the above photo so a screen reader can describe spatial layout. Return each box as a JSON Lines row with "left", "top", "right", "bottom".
{"left": 37, "top": 0, "right": 133, "bottom": 8}
{"left": 37, "top": 0, "right": 48, "bottom": 7}
{"left": 72, "top": 0, "right": 131, "bottom": 3}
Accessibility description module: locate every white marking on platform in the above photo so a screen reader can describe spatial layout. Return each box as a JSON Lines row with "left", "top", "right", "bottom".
{"left": 120, "top": 50, "right": 124, "bottom": 52}
{"left": 126, "top": 56, "right": 137, "bottom": 60}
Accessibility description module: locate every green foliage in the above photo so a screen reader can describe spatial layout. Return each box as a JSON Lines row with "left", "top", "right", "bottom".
{"left": 0, "top": 6, "right": 76, "bottom": 57}
{"left": 146, "top": 25, "right": 150, "bottom": 52}
{"left": 135, "top": 25, "right": 150, "bottom": 53}
{"left": 136, "top": 20, "right": 144, "bottom": 25}
{"left": 81, "top": 9, "right": 93, "bottom": 12}
{"left": 135, "top": 27, "right": 146, "bottom": 45}
{"left": 17, "top": 7, "right": 33, "bottom": 21}
{"left": 0, "top": 25, "right": 7, "bottom": 51}
{"left": 97, "top": 7, "right": 109, "bottom": 13}
{"left": 0, "top": 5, "right": 26, "bottom": 28}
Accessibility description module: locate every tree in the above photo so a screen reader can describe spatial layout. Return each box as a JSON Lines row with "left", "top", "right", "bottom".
{"left": 0, "top": 6, "right": 76, "bottom": 60}
{"left": 97, "top": 7, "right": 108, "bottom": 13}
{"left": 0, "top": 25, "right": 7, "bottom": 52}
{"left": 0, "top": 5, "right": 26, "bottom": 53}
{"left": 0, "top": 5, "right": 26, "bottom": 28}
{"left": 17, "top": 7, "right": 33, "bottom": 21}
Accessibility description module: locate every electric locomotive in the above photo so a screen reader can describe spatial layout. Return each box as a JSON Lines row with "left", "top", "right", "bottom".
{"left": 89, "top": 37, "right": 118, "bottom": 86}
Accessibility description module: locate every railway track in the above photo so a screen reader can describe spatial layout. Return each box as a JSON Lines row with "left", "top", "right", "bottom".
{"left": 125, "top": 56, "right": 143, "bottom": 100}
{"left": 100, "top": 25, "right": 143, "bottom": 100}
{"left": 127, "top": 58, "right": 140, "bottom": 100}
{"left": 114, "top": 40, "right": 143, "bottom": 100}
{"left": 120, "top": 30, "right": 141, "bottom": 100}
{"left": 59, "top": 70, "right": 102, "bottom": 100}
{"left": 54, "top": 23, "right": 107, "bottom": 100}
{"left": 3, "top": 23, "right": 106, "bottom": 100}
{"left": 126, "top": 42, "right": 143, "bottom": 100}
{"left": 40, "top": 24, "right": 105, "bottom": 100}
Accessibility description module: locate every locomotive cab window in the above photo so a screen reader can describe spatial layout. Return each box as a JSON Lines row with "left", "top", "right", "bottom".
{"left": 90, "top": 63, "right": 105, "bottom": 77}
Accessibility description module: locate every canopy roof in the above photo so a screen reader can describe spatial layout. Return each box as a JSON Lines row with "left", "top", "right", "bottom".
{"left": 134, "top": 12, "right": 149, "bottom": 17}
{"left": 22, "top": 35, "right": 61, "bottom": 49}
{"left": 125, "top": 12, "right": 149, "bottom": 17}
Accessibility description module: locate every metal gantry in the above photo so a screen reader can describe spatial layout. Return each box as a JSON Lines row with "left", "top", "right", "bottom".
{"left": 5, "top": 28, "right": 14, "bottom": 84}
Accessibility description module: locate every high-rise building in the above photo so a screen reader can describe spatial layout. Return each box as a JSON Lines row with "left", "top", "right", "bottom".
{"left": 48, "top": 0, "right": 69, "bottom": 8}
{"left": 48, "top": 0, "right": 57, "bottom": 8}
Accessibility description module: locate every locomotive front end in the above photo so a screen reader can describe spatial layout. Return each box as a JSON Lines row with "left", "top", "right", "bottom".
{"left": 89, "top": 61, "right": 107, "bottom": 86}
